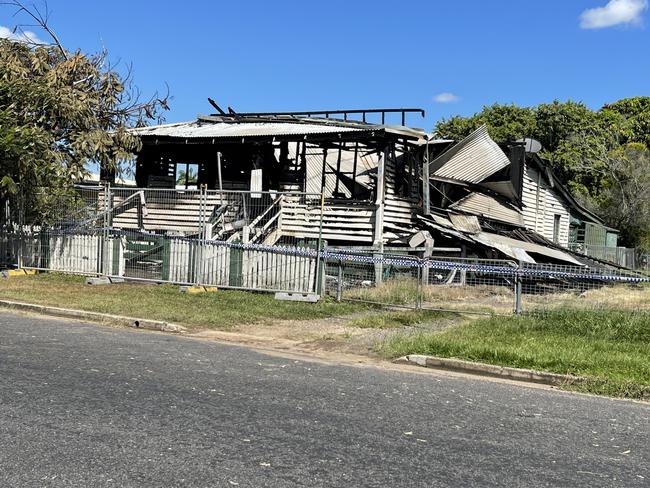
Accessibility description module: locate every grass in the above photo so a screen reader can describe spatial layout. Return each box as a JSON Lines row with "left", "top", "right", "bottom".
{"left": 526, "top": 284, "right": 650, "bottom": 311}
{"left": 377, "top": 308, "right": 650, "bottom": 399}
{"left": 347, "top": 277, "right": 420, "bottom": 305}
{"left": 346, "top": 278, "right": 507, "bottom": 313}
{"left": 347, "top": 309, "right": 457, "bottom": 329}
{"left": 0, "top": 273, "right": 369, "bottom": 330}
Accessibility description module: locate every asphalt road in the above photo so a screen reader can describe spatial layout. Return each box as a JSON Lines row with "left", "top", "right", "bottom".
{"left": 0, "top": 312, "right": 648, "bottom": 487}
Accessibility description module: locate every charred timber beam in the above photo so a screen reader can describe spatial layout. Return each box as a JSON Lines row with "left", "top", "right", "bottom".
{"left": 208, "top": 107, "right": 425, "bottom": 118}
{"left": 207, "top": 98, "right": 226, "bottom": 115}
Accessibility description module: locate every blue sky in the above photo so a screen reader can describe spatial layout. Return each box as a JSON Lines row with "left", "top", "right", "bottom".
{"left": 2, "top": 0, "right": 649, "bottom": 130}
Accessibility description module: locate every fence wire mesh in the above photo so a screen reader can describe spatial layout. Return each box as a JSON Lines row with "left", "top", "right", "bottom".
{"left": 322, "top": 249, "right": 650, "bottom": 315}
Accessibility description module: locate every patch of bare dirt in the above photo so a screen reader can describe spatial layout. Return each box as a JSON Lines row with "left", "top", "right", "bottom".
{"left": 187, "top": 310, "right": 465, "bottom": 358}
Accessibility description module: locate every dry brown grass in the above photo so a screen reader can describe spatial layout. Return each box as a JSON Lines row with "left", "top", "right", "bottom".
{"left": 345, "top": 277, "right": 419, "bottom": 305}
{"left": 523, "top": 284, "right": 650, "bottom": 311}
{"left": 422, "top": 284, "right": 512, "bottom": 302}
{"left": 345, "top": 278, "right": 511, "bottom": 313}
{"left": 346, "top": 278, "right": 650, "bottom": 315}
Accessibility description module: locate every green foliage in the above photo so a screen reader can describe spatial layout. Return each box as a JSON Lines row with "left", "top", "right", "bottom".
{"left": 434, "top": 97, "right": 650, "bottom": 248}
{"left": 0, "top": 13, "right": 169, "bottom": 221}
{"left": 436, "top": 103, "right": 537, "bottom": 143}
{"left": 602, "top": 96, "right": 650, "bottom": 147}
{"left": 534, "top": 100, "right": 600, "bottom": 152}
{"left": 599, "top": 143, "right": 650, "bottom": 249}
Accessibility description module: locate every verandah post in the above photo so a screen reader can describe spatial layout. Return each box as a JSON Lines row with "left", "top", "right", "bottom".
{"left": 373, "top": 145, "right": 387, "bottom": 285}
{"left": 423, "top": 137, "right": 430, "bottom": 215}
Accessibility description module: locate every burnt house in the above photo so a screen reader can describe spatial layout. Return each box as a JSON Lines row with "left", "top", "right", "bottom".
{"left": 101, "top": 102, "right": 620, "bottom": 269}
{"left": 123, "top": 107, "right": 442, "bottom": 249}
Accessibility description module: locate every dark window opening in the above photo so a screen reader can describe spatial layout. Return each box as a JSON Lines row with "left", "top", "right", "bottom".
{"left": 553, "top": 214, "right": 561, "bottom": 243}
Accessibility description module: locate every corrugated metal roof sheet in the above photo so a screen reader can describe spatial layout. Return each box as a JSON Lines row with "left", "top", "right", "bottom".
{"left": 417, "top": 213, "right": 583, "bottom": 265}
{"left": 479, "top": 180, "right": 518, "bottom": 200}
{"left": 430, "top": 125, "right": 511, "bottom": 183}
{"left": 448, "top": 214, "right": 482, "bottom": 234}
{"left": 472, "top": 232, "right": 584, "bottom": 266}
{"left": 449, "top": 192, "right": 524, "bottom": 227}
{"left": 129, "top": 120, "right": 371, "bottom": 139}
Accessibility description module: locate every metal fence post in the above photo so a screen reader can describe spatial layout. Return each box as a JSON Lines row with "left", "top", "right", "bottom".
{"left": 514, "top": 261, "right": 523, "bottom": 314}
{"left": 315, "top": 192, "right": 325, "bottom": 295}
{"left": 416, "top": 262, "right": 423, "bottom": 310}
{"left": 336, "top": 259, "right": 343, "bottom": 302}
{"left": 17, "top": 186, "right": 24, "bottom": 269}
{"left": 101, "top": 182, "right": 111, "bottom": 277}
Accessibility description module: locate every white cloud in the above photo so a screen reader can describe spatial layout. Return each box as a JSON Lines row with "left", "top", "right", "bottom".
{"left": 433, "top": 92, "right": 460, "bottom": 103}
{"left": 0, "top": 25, "right": 44, "bottom": 44}
{"left": 580, "top": 0, "right": 648, "bottom": 29}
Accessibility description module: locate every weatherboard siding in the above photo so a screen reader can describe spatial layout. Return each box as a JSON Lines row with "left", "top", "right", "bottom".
{"left": 521, "top": 165, "right": 570, "bottom": 247}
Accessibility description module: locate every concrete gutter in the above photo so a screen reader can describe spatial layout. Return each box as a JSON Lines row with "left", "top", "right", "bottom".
{"left": 393, "top": 354, "right": 586, "bottom": 387}
{"left": 0, "top": 300, "right": 187, "bottom": 334}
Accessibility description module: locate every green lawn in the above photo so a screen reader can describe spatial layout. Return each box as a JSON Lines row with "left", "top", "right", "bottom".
{"left": 0, "top": 273, "right": 368, "bottom": 330}
{"left": 347, "top": 310, "right": 457, "bottom": 329}
{"left": 377, "top": 308, "right": 650, "bottom": 399}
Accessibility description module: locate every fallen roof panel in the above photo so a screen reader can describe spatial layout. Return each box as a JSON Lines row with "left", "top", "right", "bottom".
{"left": 472, "top": 232, "right": 584, "bottom": 266}
{"left": 479, "top": 180, "right": 518, "bottom": 201}
{"left": 448, "top": 213, "right": 482, "bottom": 234}
{"left": 430, "top": 125, "right": 511, "bottom": 184}
{"left": 449, "top": 192, "right": 524, "bottom": 227}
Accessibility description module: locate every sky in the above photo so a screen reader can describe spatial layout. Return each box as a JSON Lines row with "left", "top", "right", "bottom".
{"left": 1, "top": 0, "right": 649, "bottom": 131}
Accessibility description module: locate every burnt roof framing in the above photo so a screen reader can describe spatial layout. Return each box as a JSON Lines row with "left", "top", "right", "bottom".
{"left": 206, "top": 102, "right": 425, "bottom": 126}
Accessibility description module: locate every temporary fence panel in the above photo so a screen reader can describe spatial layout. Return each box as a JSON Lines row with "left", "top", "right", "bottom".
{"left": 421, "top": 257, "right": 517, "bottom": 314}
{"left": 0, "top": 231, "right": 20, "bottom": 268}
{"left": 49, "top": 233, "right": 102, "bottom": 274}
{"left": 165, "top": 238, "right": 231, "bottom": 286}
{"left": 16, "top": 232, "right": 47, "bottom": 269}
{"left": 324, "top": 249, "right": 423, "bottom": 309}
{"left": 240, "top": 247, "right": 317, "bottom": 293}
{"left": 517, "top": 261, "right": 650, "bottom": 313}
{"left": 117, "top": 234, "right": 318, "bottom": 293}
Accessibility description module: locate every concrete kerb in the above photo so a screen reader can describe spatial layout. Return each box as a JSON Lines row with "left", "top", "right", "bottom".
{"left": 393, "top": 354, "right": 586, "bottom": 387}
{"left": 0, "top": 300, "right": 187, "bottom": 334}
